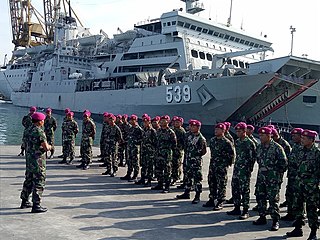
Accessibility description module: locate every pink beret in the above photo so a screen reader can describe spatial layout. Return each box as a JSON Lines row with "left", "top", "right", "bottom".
{"left": 178, "top": 117, "right": 184, "bottom": 124}
{"left": 130, "top": 114, "right": 138, "bottom": 120}
{"left": 291, "top": 128, "right": 304, "bottom": 135}
{"left": 188, "top": 119, "right": 195, "bottom": 125}
{"left": 172, "top": 116, "right": 179, "bottom": 121}
{"left": 122, "top": 114, "right": 128, "bottom": 119}
{"left": 247, "top": 125, "right": 255, "bottom": 131}
{"left": 83, "top": 111, "right": 91, "bottom": 117}
{"left": 152, "top": 116, "right": 160, "bottom": 122}
{"left": 160, "top": 115, "right": 170, "bottom": 121}
{"left": 224, "top": 122, "right": 231, "bottom": 130}
{"left": 143, "top": 115, "right": 151, "bottom": 121}
{"left": 31, "top": 112, "right": 46, "bottom": 121}
{"left": 67, "top": 111, "right": 74, "bottom": 117}
{"left": 30, "top": 106, "right": 37, "bottom": 112}
{"left": 45, "top": 108, "right": 52, "bottom": 113}
{"left": 109, "top": 114, "right": 116, "bottom": 121}
{"left": 64, "top": 108, "right": 71, "bottom": 114}
{"left": 235, "top": 122, "right": 247, "bottom": 130}
{"left": 258, "top": 127, "right": 272, "bottom": 134}
{"left": 116, "top": 114, "right": 122, "bottom": 118}
{"left": 216, "top": 123, "right": 226, "bottom": 130}
{"left": 302, "top": 130, "right": 318, "bottom": 138}
{"left": 267, "top": 124, "right": 275, "bottom": 129}
{"left": 142, "top": 113, "right": 149, "bottom": 119}
{"left": 103, "top": 112, "right": 109, "bottom": 117}
{"left": 190, "top": 120, "right": 201, "bottom": 127}
{"left": 271, "top": 128, "right": 279, "bottom": 135}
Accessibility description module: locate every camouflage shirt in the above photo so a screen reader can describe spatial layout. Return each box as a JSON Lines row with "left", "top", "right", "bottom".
{"left": 185, "top": 132, "right": 207, "bottom": 161}
{"left": 209, "top": 136, "right": 235, "bottom": 168}
{"left": 128, "top": 125, "right": 143, "bottom": 146}
{"left": 120, "top": 122, "right": 131, "bottom": 142}
{"left": 225, "top": 131, "right": 235, "bottom": 145}
{"left": 100, "top": 122, "right": 109, "bottom": 143}
{"left": 104, "top": 124, "right": 122, "bottom": 146}
{"left": 173, "top": 126, "right": 186, "bottom": 150}
{"left": 287, "top": 142, "right": 303, "bottom": 178}
{"left": 248, "top": 134, "right": 259, "bottom": 148}
{"left": 234, "top": 136, "right": 257, "bottom": 172}
{"left": 157, "top": 127, "right": 177, "bottom": 151}
{"left": 275, "top": 136, "right": 292, "bottom": 158}
{"left": 22, "top": 113, "right": 33, "bottom": 129}
{"left": 62, "top": 119, "right": 79, "bottom": 141}
{"left": 142, "top": 126, "right": 157, "bottom": 151}
{"left": 44, "top": 116, "right": 57, "bottom": 137}
{"left": 82, "top": 119, "right": 96, "bottom": 139}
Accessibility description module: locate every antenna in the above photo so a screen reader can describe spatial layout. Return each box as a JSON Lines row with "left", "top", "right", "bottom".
{"left": 227, "top": 0, "right": 233, "bottom": 26}
{"left": 289, "top": 25, "right": 296, "bottom": 56}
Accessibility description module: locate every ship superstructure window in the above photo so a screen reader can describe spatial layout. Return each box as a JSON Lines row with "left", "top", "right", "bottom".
{"left": 199, "top": 52, "right": 205, "bottom": 59}
{"left": 206, "top": 53, "right": 212, "bottom": 61}
{"left": 191, "top": 50, "right": 198, "bottom": 58}
{"left": 177, "top": 21, "right": 184, "bottom": 26}
{"left": 303, "top": 96, "right": 317, "bottom": 103}
{"left": 172, "top": 21, "right": 176, "bottom": 25}
{"left": 208, "top": 30, "right": 214, "bottom": 35}
{"left": 190, "top": 25, "right": 196, "bottom": 30}
{"left": 196, "top": 27, "right": 202, "bottom": 32}
{"left": 202, "top": 28, "right": 208, "bottom": 33}
{"left": 184, "top": 23, "right": 191, "bottom": 28}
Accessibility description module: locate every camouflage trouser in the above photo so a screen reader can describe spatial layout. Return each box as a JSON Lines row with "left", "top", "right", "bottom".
{"left": 100, "top": 137, "right": 105, "bottom": 157}
{"left": 81, "top": 137, "right": 93, "bottom": 165}
{"left": 140, "top": 147, "right": 155, "bottom": 179}
{"left": 46, "top": 133, "right": 55, "bottom": 151}
{"left": 231, "top": 168, "right": 251, "bottom": 209}
{"left": 118, "top": 142, "right": 128, "bottom": 165}
{"left": 171, "top": 148, "right": 183, "bottom": 182}
{"left": 208, "top": 165, "right": 228, "bottom": 202}
{"left": 292, "top": 181, "right": 319, "bottom": 229}
{"left": 104, "top": 143, "right": 118, "bottom": 173}
{"left": 20, "top": 170, "right": 46, "bottom": 205}
{"left": 127, "top": 144, "right": 140, "bottom": 176}
{"left": 285, "top": 176, "right": 298, "bottom": 215}
{"left": 255, "top": 171, "right": 281, "bottom": 220}
{"left": 155, "top": 150, "right": 172, "bottom": 184}
{"left": 184, "top": 157, "right": 202, "bottom": 192}
{"left": 63, "top": 139, "right": 75, "bottom": 159}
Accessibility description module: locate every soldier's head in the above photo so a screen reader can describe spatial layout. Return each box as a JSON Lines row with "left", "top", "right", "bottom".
{"left": 271, "top": 128, "right": 280, "bottom": 140}
{"left": 129, "top": 114, "right": 138, "bottom": 126}
{"left": 174, "top": 116, "right": 183, "bottom": 128}
{"left": 224, "top": 122, "right": 231, "bottom": 131}
{"left": 67, "top": 111, "right": 74, "bottom": 120}
{"left": 151, "top": 116, "right": 160, "bottom": 129}
{"left": 109, "top": 114, "right": 116, "bottom": 125}
{"left": 122, "top": 114, "right": 128, "bottom": 123}
{"left": 246, "top": 125, "right": 255, "bottom": 136}
{"left": 116, "top": 114, "right": 122, "bottom": 124}
{"left": 31, "top": 112, "right": 46, "bottom": 127}
{"left": 29, "top": 106, "right": 37, "bottom": 114}
{"left": 143, "top": 115, "right": 151, "bottom": 128}
{"left": 45, "top": 108, "right": 52, "bottom": 117}
{"left": 64, "top": 108, "right": 71, "bottom": 116}
{"left": 258, "top": 127, "right": 272, "bottom": 144}
{"left": 301, "top": 130, "right": 317, "bottom": 148}
{"left": 235, "top": 122, "right": 247, "bottom": 139}
{"left": 83, "top": 111, "right": 91, "bottom": 121}
{"left": 215, "top": 123, "right": 226, "bottom": 137}
{"left": 103, "top": 112, "right": 109, "bottom": 123}
{"left": 190, "top": 120, "right": 201, "bottom": 133}
{"left": 160, "top": 115, "right": 170, "bottom": 128}
{"left": 291, "top": 128, "right": 303, "bottom": 144}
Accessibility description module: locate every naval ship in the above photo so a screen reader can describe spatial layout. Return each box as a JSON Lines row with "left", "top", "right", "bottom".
{"left": 1, "top": 0, "right": 320, "bottom": 127}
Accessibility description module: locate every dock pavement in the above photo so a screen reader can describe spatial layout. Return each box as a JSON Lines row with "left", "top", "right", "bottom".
{"left": 0, "top": 145, "right": 312, "bottom": 240}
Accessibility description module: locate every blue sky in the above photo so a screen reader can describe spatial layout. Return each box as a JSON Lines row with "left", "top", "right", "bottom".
{"left": 1, "top": 0, "right": 319, "bottom": 64}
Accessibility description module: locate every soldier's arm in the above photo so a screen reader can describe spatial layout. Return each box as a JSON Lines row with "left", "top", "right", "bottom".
{"left": 200, "top": 138, "right": 207, "bottom": 156}
{"left": 226, "top": 141, "right": 236, "bottom": 166}
{"left": 277, "top": 146, "right": 288, "bottom": 173}
{"left": 172, "top": 131, "right": 177, "bottom": 150}
{"left": 250, "top": 142, "right": 257, "bottom": 171}
{"left": 41, "top": 141, "right": 52, "bottom": 151}
{"left": 53, "top": 118, "right": 57, "bottom": 131}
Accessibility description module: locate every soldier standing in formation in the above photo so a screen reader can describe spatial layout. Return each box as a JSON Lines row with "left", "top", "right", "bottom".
{"left": 118, "top": 114, "right": 130, "bottom": 167}
{"left": 60, "top": 112, "right": 78, "bottom": 164}
{"left": 58, "top": 108, "right": 71, "bottom": 158}
{"left": 171, "top": 116, "right": 186, "bottom": 185}
{"left": 224, "top": 122, "right": 234, "bottom": 145}
{"left": 227, "top": 122, "right": 256, "bottom": 219}
{"left": 286, "top": 130, "right": 320, "bottom": 240}
{"left": 136, "top": 114, "right": 157, "bottom": 186}
{"left": 19, "top": 106, "right": 37, "bottom": 156}
{"left": 44, "top": 108, "right": 57, "bottom": 159}
{"left": 253, "top": 127, "right": 287, "bottom": 231}
{"left": 99, "top": 112, "right": 110, "bottom": 166}
{"left": 176, "top": 120, "right": 207, "bottom": 204}
{"left": 120, "top": 114, "right": 143, "bottom": 181}
{"left": 20, "top": 112, "right": 52, "bottom": 213}
{"left": 246, "top": 124, "right": 259, "bottom": 147}
{"left": 204, "top": 123, "right": 235, "bottom": 210}
{"left": 152, "top": 115, "right": 177, "bottom": 193}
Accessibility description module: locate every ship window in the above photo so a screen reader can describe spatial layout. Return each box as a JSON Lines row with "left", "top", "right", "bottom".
{"left": 240, "top": 39, "right": 245, "bottom": 44}
{"left": 190, "top": 25, "right": 196, "bottom": 30}
{"left": 191, "top": 50, "right": 198, "bottom": 58}
{"left": 233, "top": 60, "right": 239, "bottom": 67}
{"left": 167, "top": 22, "right": 171, "bottom": 26}
{"left": 172, "top": 21, "right": 176, "bottom": 25}
{"left": 219, "top": 33, "right": 225, "bottom": 38}
{"left": 239, "top": 61, "right": 244, "bottom": 68}
{"left": 163, "top": 23, "right": 167, "bottom": 27}
{"left": 259, "top": 45, "right": 264, "bottom": 48}
{"left": 303, "top": 96, "right": 317, "bottom": 103}
{"left": 213, "top": 32, "right": 219, "bottom": 37}
{"left": 184, "top": 23, "right": 191, "bottom": 28}
{"left": 206, "top": 53, "right": 212, "bottom": 61}
{"left": 227, "top": 59, "right": 232, "bottom": 64}
{"left": 244, "top": 41, "right": 250, "bottom": 45}
{"left": 254, "top": 43, "right": 259, "bottom": 48}
{"left": 199, "top": 52, "right": 205, "bottom": 59}
{"left": 202, "top": 28, "right": 208, "bottom": 33}
{"left": 224, "top": 34, "right": 230, "bottom": 40}
{"left": 177, "top": 21, "right": 184, "bottom": 26}
{"left": 151, "top": 41, "right": 153, "bottom": 44}
{"left": 249, "top": 42, "right": 255, "bottom": 47}
{"left": 196, "top": 27, "right": 202, "bottom": 32}
{"left": 245, "top": 63, "right": 249, "bottom": 68}
{"left": 229, "top": 36, "right": 235, "bottom": 41}
{"left": 235, "top": 38, "right": 240, "bottom": 42}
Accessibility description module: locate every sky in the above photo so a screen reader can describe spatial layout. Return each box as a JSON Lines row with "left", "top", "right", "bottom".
{"left": 0, "top": 0, "right": 319, "bottom": 64}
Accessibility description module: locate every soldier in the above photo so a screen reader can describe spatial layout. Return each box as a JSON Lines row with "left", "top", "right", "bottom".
{"left": 18, "top": 106, "right": 37, "bottom": 156}
{"left": 152, "top": 115, "right": 177, "bottom": 193}
{"left": 60, "top": 112, "right": 78, "bottom": 164}
{"left": 286, "top": 130, "right": 320, "bottom": 240}
{"left": 77, "top": 111, "right": 96, "bottom": 170}
{"left": 136, "top": 115, "right": 157, "bottom": 186}
{"left": 151, "top": 116, "right": 161, "bottom": 132}
{"left": 246, "top": 124, "right": 259, "bottom": 147}
{"left": 44, "top": 108, "right": 57, "bottom": 159}
{"left": 204, "top": 123, "right": 235, "bottom": 210}
{"left": 120, "top": 114, "right": 143, "bottom": 181}
{"left": 227, "top": 122, "right": 256, "bottom": 219}
{"left": 224, "top": 122, "right": 235, "bottom": 145}
{"left": 99, "top": 112, "right": 110, "bottom": 166}
{"left": 118, "top": 114, "right": 130, "bottom": 167}
{"left": 58, "top": 108, "right": 71, "bottom": 158}
{"left": 20, "top": 112, "right": 52, "bottom": 213}
{"left": 253, "top": 127, "right": 287, "bottom": 231}
{"left": 281, "top": 128, "right": 303, "bottom": 221}
{"left": 171, "top": 116, "right": 186, "bottom": 185}
{"left": 102, "top": 114, "right": 122, "bottom": 176}
{"left": 176, "top": 120, "right": 207, "bottom": 204}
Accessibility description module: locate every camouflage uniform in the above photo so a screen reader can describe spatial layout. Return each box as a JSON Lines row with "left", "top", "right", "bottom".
{"left": 208, "top": 136, "right": 235, "bottom": 203}
{"left": 100, "top": 121, "right": 108, "bottom": 159}
{"left": 44, "top": 115, "right": 57, "bottom": 151}
{"left": 126, "top": 125, "right": 143, "bottom": 177}
{"left": 248, "top": 134, "right": 259, "bottom": 148}
{"left": 140, "top": 126, "right": 157, "bottom": 181}
{"left": 172, "top": 126, "right": 186, "bottom": 182}
{"left": 255, "top": 139, "right": 287, "bottom": 221}
{"left": 118, "top": 122, "right": 130, "bottom": 165}
{"left": 20, "top": 125, "right": 47, "bottom": 205}
{"left": 292, "top": 143, "right": 320, "bottom": 229}
{"left": 103, "top": 124, "right": 122, "bottom": 173}
{"left": 155, "top": 127, "right": 177, "bottom": 187}
{"left": 225, "top": 131, "right": 235, "bottom": 145}
{"left": 184, "top": 132, "right": 207, "bottom": 192}
{"left": 21, "top": 113, "right": 33, "bottom": 152}
{"left": 231, "top": 136, "right": 256, "bottom": 209}
{"left": 81, "top": 118, "right": 96, "bottom": 165}
{"left": 62, "top": 119, "right": 78, "bottom": 160}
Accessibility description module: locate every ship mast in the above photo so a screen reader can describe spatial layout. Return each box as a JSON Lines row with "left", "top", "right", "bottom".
{"left": 180, "top": 0, "right": 205, "bottom": 14}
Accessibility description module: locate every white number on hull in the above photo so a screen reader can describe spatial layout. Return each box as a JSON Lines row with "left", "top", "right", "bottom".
{"left": 166, "top": 85, "right": 191, "bottom": 103}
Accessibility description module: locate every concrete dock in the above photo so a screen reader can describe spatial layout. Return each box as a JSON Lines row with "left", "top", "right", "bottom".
{"left": 0, "top": 145, "right": 313, "bottom": 240}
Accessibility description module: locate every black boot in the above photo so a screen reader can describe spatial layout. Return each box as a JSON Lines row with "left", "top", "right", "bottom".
{"left": 253, "top": 215, "right": 267, "bottom": 225}
{"left": 213, "top": 200, "right": 223, "bottom": 211}
{"left": 292, "top": 217, "right": 305, "bottom": 227}
{"left": 135, "top": 177, "right": 146, "bottom": 185}
{"left": 162, "top": 182, "right": 170, "bottom": 193}
{"left": 176, "top": 189, "right": 191, "bottom": 200}
{"left": 57, "top": 154, "right": 64, "bottom": 158}
{"left": 144, "top": 178, "right": 152, "bottom": 187}
{"left": 225, "top": 197, "right": 234, "bottom": 204}
{"left": 279, "top": 201, "right": 287, "bottom": 208}
{"left": 280, "top": 213, "right": 295, "bottom": 221}
{"left": 203, "top": 198, "right": 215, "bottom": 207}
{"left": 252, "top": 204, "right": 259, "bottom": 211}
{"left": 48, "top": 149, "right": 54, "bottom": 159}
{"left": 18, "top": 147, "right": 25, "bottom": 156}
{"left": 227, "top": 205, "right": 241, "bottom": 215}
{"left": 307, "top": 228, "right": 317, "bottom": 240}
{"left": 151, "top": 182, "right": 163, "bottom": 190}
{"left": 176, "top": 183, "right": 186, "bottom": 189}
{"left": 102, "top": 169, "right": 112, "bottom": 175}
{"left": 58, "top": 158, "right": 67, "bottom": 164}
{"left": 239, "top": 208, "right": 250, "bottom": 220}
{"left": 129, "top": 174, "right": 137, "bottom": 182}
{"left": 192, "top": 191, "right": 201, "bottom": 204}
{"left": 31, "top": 204, "right": 47, "bottom": 213}
{"left": 120, "top": 174, "right": 131, "bottom": 180}
{"left": 270, "top": 219, "right": 280, "bottom": 231}
{"left": 20, "top": 199, "right": 32, "bottom": 209}
{"left": 286, "top": 227, "right": 303, "bottom": 237}
{"left": 76, "top": 162, "right": 85, "bottom": 168}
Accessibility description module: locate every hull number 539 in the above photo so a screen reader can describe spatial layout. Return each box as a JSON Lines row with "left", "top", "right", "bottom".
{"left": 166, "top": 85, "right": 191, "bottom": 103}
